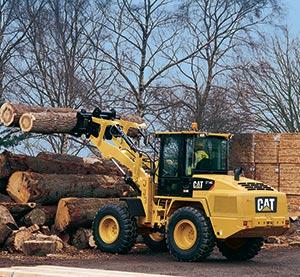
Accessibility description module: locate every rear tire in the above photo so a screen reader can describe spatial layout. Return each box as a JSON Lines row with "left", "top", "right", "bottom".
{"left": 217, "top": 237, "right": 264, "bottom": 261}
{"left": 92, "top": 204, "right": 137, "bottom": 254}
{"left": 166, "top": 207, "right": 215, "bottom": 262}
{"left": 143, "top": 232, "right": 168, "bottom": 252}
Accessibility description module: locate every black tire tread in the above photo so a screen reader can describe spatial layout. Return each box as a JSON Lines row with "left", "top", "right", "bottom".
{"left": 92, "top": 204, "right": 137, "bottom": 254}
{"left": 167, "top": 206, "right": 215, "bottom": 262}
{"left": 217, "top": 237, "right": 263, "bottom": 261}
{"left": 142, "top": 233, "right": 168, "bottom": 252}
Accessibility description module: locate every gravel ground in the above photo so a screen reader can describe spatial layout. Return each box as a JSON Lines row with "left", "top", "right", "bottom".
{"left": 0, "top": 245, "right": 299, "bottom": 277}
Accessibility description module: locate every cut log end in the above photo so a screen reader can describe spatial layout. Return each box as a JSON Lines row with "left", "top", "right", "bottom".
{"left": 54, "top": 197, "right": 119, "bottom": 232}
{"left": 19, "top": 111, "right": 77, "bottom": 134}
{"left": 0, "top": 205, "right": 18, "bottom": 245}
{"left": 19, "top": 113, "right": 35, "bottom": 132}
{"left": 54, "top": 198, "right": 71, "bottom": 232}
{"left": 71, "top": 228, "right": 93, "bottom": 249}
{"left": 0, "top": 103, "right": 15, "bottom": 126}
{"left": 23, "top": 208, "right": 47, "bottom": 226}
{"left": 22, "top": 240, "right": 57, "bottom": 256}
{"left": 7, "top": 171, "right": 30, "bottom": 203}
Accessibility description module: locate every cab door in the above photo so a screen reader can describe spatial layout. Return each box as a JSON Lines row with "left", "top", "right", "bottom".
{"left": 157, "top": 135, "right": 191, "bottom": 197}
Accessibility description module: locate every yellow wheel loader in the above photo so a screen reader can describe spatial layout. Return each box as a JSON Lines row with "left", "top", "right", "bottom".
{"left": 71, "top": 108, "right": 289, "bottom": 262}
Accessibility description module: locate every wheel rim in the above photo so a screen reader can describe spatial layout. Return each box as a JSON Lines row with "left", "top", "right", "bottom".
{"left": 174, "top": 219, "right": 197, "bottom": 250}
{"left": 149, "top": 232, "right": 164, "bottom": 242}
{"left": 99, "top": 215, "right": 120, "bottom": 244}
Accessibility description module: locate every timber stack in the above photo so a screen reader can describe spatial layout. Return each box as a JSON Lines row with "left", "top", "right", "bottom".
{"left": 0, "top": 150, "right": 128, "bottom": 256}
{"left": 0, "top": 102, "right": 137, "bottom": 255}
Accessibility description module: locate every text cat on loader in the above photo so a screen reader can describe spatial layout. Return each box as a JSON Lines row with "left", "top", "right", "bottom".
{"left": 71, "top": 108, "right": 289, "bottom": 262}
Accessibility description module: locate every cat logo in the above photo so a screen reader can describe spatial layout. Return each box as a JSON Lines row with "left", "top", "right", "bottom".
{"left": 193, "top": 180, "right": 203, "bottom": 189}
{"left": 192, "top": 179, "right": 214, "bottom": 190}
{"left": 255, "top": 197, "right": 277, "bottom": 213}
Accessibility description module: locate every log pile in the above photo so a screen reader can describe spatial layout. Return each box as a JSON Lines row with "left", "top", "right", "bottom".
{"left": 0, "top": 102, "right": 143, "bottom": 256}
{"left": 0, "top": 150, "right": 128, "bottom": 256}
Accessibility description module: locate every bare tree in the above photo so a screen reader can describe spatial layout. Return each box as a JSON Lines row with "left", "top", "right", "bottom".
{"left": 0, "top": 0, "right": 39, "bottom": 98}
{"left": 232, "top": 28, "right": 300, "bottom": 132}
{"left": 0, "top": 0, "right": 44, "bottom": 150}
{"left": 150, "top": 84, "right": 250, "bottom": 133}
{"left": 88, "top": 0, "right": 223, "bottom": 121}
{"left": 9, "top": 0, "right": 113, "bottom": 153}
{"left": 165, "top": 0, "right": 280, "bottom": 132}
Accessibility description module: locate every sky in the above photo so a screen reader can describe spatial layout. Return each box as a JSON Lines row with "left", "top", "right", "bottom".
{"left": 285, "top": 0, "right": 300, "bottom": 34}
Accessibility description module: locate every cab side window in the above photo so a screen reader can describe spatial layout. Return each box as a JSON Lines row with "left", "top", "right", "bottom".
{"left": 161, "top": 136, "right": 179, "bottom": 177}
{"left": 186, "top": 138, "right": 194, "bottom": 176}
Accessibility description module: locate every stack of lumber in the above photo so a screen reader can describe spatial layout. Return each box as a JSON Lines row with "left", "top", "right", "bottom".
{"left": 230, "top": 133, "right": 300, "bottom": 215}
{"left": 0, "top": 150, "right": 128, "bottom": 255}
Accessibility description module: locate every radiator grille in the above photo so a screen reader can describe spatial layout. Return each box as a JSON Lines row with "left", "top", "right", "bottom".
{"left": 238, "top": 182, "right": 274, "bottom": 191}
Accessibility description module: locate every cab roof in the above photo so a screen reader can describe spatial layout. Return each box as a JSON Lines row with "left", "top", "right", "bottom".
{"left": 154, "top": 131, "right": 232, "bottom": 139}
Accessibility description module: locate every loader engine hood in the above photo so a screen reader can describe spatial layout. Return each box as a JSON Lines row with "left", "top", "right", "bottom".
{"left": 192, "top": 174, "right": 275, "bottom": 192}
{"left": 192, "top": 174, "right": 289, "bottom": 239}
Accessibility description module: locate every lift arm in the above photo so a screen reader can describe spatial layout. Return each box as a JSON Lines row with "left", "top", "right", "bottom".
{"left": 70, "top": 108, "right": 154, "bottom": 222}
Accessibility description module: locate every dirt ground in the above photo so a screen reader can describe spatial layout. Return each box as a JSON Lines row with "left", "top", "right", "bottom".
{"left": 0, "top": 244, "right": 299, "bottom": 277}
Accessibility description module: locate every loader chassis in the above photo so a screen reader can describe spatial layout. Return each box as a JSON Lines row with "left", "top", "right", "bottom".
{"left": 74, "top": 109, "right": 289, "bottom": 262}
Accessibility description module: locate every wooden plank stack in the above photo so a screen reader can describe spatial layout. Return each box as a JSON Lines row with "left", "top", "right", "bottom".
{"left": 230, "top": 133, "right": 300, "bottom": 215}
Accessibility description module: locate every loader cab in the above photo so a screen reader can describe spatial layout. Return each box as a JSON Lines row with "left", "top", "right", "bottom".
{"left": 155, "top": 132, "right": 230, "bottom": 197}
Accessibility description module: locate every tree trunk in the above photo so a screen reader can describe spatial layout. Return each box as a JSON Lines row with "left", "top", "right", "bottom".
{"left": 20, "top": 112, "right": 77, "bottom": 133}
{"left": 0, "top": 192, "right": 12, "bottom": 201}
{"left": 19, "top": 111, "right": 142, "bottom": 138}
{"left": 71, "top": 228, "right": 93, "bottom": 249}
{"left": 5, "top": 229, "right": 35, "bottom": 252}
{"left": 1, "top": 202, "right": 36, "bottom": 217}
{"left": 39, "top": 206, "right": 57, "bottom": 226}
{"left": 0, "top": 205, "right": 18, "bottom": 245}
{"left": 21, "top": 240, "right": 57, "bottom": 256}
{"left": 0, "top": 150, "right": 122, "bottom": 179}
{"left": 0, "top": 102, "right": 73, "bottom": 127}
{"left": 36, "top": 152, "right": 123, "bottom": 176}
{"left": 1, "top": 102, "right": 143, "bottom": 138}
{"left": 37, "top": 152, "right": 87, "bottom": 162}
{"left": 54, "top": 197, "right": 119, "bottom": 231}
{"left": 0, "top": 179, "right": 7, "bottom": 192}
{"left": 5, "top": 225, "right": 63, "bottom": 255}
{"left": 21, "top": 208, "right": 47, "bottom": 227}
{"left": 7, "top": 172, "right": 128, "bottom": 204}
{"left": 40, "top": 226, "right": 51, "bottom": 236}
{"left": 38, "top": 151, "right": 105, "bottom": 164}
{"left": 30, "top": 233, "right": 64, "bottom": 250}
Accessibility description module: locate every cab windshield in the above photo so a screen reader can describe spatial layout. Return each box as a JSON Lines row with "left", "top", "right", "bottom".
{"left": 186, "top": 136, "right": 228, "bottom": 175}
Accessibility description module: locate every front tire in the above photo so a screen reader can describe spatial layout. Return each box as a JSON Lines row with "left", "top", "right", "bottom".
{"left": 217, "top": 237, "right": 264, "bottom": 261}
{"left": 166, "top": 207, "right": 215, "bottom": 262}
{"left": 92, "top": 204, "right": 137, "bottom": 254}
